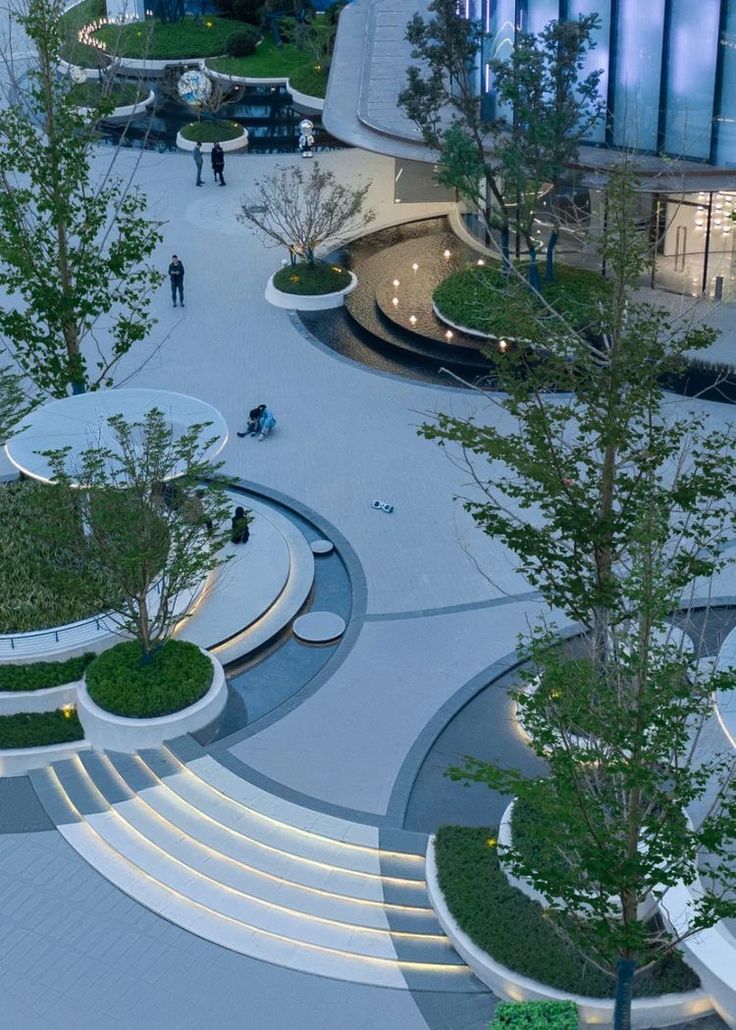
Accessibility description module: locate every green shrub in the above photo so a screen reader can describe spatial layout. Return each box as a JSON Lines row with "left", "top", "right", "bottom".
{"left": 86, "top": 639, "right": 213, "bottom": 719}
{"left": 434, "top": 825, "right": 699, "bottom": 997}
{"left": 0, "top": 709, "right": 84, "bottom": 749}
{"left": 0, "top": 654, "right": 95, "bottom": 693}
{"left": 491, "top": 1001, "right": 578, "bottom": 1028}
{"left": 273, "top": 261, "right": 351, "bottom": 296}
{"left": 180, "top": 120, "right": 244, "bottom": 142}
{"left": 226, "top": 25, "right": 260, "bottom": 56}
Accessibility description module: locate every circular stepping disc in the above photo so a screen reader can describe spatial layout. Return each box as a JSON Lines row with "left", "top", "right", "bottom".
{"left": 293, "top": 611, "right": 346, "bottom": 643}
{"left": 310, "top": 538, "right": 334, "bottom": 555}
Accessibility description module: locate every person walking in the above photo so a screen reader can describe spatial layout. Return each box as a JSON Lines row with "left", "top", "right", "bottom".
{"left": 211, "top": 141, "right": 226, "bottom": 186}
{"left": 193, "top": 141, "right": 204, "bottom": 186}
{"left": 168, "top": 254, "right": 185, "bottom": 307}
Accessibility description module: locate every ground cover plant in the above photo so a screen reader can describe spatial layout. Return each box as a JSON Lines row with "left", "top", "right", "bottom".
{"left": 288, "top": 62, "right": 327, "bottom": 98}
{"left": 68, "top": 79, "right": 146, "bottom": 108}
{"left": 207, "top": 37, "right": 314, "bottom": 78}
{"left": 94, "top": 15, "right": 243, "bottom": 59}
{"left": 434, "top": 825, "right": 699, "bottom": 997}
{"left": 433, "top": 261, "right": 610, "bottom": 340}
{"left": 86, "top": 639, "right": 212, "bottom": 718}
{"left": 491, "top": 1000, "right": 578, "bottom": 1028}
{"left": 0, "top": 709, "right": 84, "bottom": 748}
{"left": 180, "top": 119, "right": 244, "bottom": 142}
{"left": 0, "top": 480, "right": 118, "bottom": 634}
{"left": 0, "top": 654, "right": 95, "bottom": 693}
{"left": 273, "top": 261, "right": 350, "bottom": 295}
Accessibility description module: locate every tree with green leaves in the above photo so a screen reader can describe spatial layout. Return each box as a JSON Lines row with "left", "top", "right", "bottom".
{"left": 45, "top": 408, "right": 231, "bottom": 657}
{"left": 398, "top": 2, "right": 602, "bottom": 286}
{"left": 0, "top": 366, "right": 32, "bottom": 442}
{"left": 0, "top": 0, "right": 164, "bottom": 397}
{"left": 423, "top": 163, "right": 736, "bottom": 1028}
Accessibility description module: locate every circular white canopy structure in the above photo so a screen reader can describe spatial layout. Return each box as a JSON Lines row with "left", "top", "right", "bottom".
{"left": 4, "top": 389, "right": 228, "bottom": 485}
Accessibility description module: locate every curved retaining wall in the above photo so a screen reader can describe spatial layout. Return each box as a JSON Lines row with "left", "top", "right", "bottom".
{"left": 425, "top": 836, "right": 713, "bottom": 1028}
{"left": 76, "top": 650, "right": 227, "bottom": 752}
{"left": 265, "top": 270, "right": 357, "bottom": 311}
{"left": 0, "top": 681, "right": 80, "bottom": 717}
{"left": 175, "top": 130, "right": 249, "bottom": 153}
{"left": 76, "top": 89, "right": 155, "bottom": 122}
{"left": 0, "top": 739, "right": 91, "bottom": 779}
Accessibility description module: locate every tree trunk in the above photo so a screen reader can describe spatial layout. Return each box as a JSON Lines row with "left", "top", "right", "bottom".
{"left": 137, "top": 595, "right": 152, "bottom": 662}
{"left": 528, "top": 246, "right": 540, "bottom": 291}
{"left": 545, "top": 228, "right": 558, "bottom": 283}
{"left": 501, "top": 226, "right": 511, "bottom": 282}
{"left": 613, "top": 956, "right": 637, "bottom": 1030}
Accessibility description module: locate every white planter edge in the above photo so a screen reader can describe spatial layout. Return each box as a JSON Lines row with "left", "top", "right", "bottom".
{"left": 75, "top": 89, "right": 155, "bottom": 122}
{"left": 77, "top": 649, "right": 226, "bottom": 753}
{"left": 176, "top": 129, "right": 249, "bottom": 153}
{"left": 0, "top": 739, "right": 91, "bottom": 778}
{"left": 0, "top": 680, "right": 80, "bottom": 716}
{"left": 265, "top": 270, "right": 357, "bottom": 311}
{"left": 425, "top": 836, "right": 713, "bottom": 1028}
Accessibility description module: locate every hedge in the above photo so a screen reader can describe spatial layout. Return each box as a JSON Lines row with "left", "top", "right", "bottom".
{"left": 86, "top": 639, "right": 212, "bottom": 718}
{"left": 0, "top": 709, "right": 84, "bottom": 749}
{"left": 0, "top": 654, "right": 95, "bottom": 693}
{"left": 434, "top": 825, "right": 699, "bottom": 997}
{"left": 273, "top": 262, "right": 351, "bottom": 296}
{"left": 491, "top": 1001, "right": 578, "bottom": 1028}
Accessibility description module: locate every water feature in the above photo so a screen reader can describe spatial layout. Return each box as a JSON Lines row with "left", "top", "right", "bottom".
{"left": 97, "top": 83, "right": 345, "bottom": 153}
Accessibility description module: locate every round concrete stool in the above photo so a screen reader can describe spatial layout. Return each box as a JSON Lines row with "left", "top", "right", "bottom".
{"left": 293, "top": 611, "right": 346, "bottom": 643}
{"left": 310, "top": 539, "right": 334, "bottom": 555}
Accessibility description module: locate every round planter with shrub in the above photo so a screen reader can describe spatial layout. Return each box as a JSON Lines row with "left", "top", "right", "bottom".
{"left": 176, "top": 120, "right": 249, "bottom": 152}
{"left": 266, "top": 261, "right": 357, "bottom": 310}
{"left": 226, "top": 25, "right": 261, "bottom": 57}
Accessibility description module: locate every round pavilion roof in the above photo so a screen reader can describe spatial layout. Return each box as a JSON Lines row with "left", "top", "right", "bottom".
{"left": 4, "top": 389, "right": 228, "bottom": 485}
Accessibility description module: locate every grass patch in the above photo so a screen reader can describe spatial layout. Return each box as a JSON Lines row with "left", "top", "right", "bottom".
{"left": 207, "top": 37, "right": 310, "bottom": 77}
{"left": 434, "top": 825, "right": 699, "bottom": 997}
{"left": 0, "top": 480, "right": 119, "bottom": 634}
{"left": 0, "top": 709, "right": 84, "bottom": 749}
{"left": 433, "top": 261, "right": 611, "bottom": 340}
{"left": 86, "top": 639, "right": 213, "bottom": 719}
{"left": 0, "top": 655, "right": 95, "bottom": 693}
{"left": 180, "top": 119, "right": 244, "bottom": 142}
{"left": 273, "top": 261, "right": 350, "bottom": 296}
{"left": 94, "top": 15, "right": 244, "bottom": 60}
{"left": 492, "top": 1001, "right": 578, "bottom": 1029}
{"left": 288, "top": 62, "right": 328, "bottom": 99}
{"left": 59, "top": 0, "right": 106, "bottom": 65}
{"left": 69, "top": 79, "right": 146, "bottom": 108}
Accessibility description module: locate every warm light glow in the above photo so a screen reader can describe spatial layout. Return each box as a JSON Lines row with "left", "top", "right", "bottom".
{"left": 411, "top": 262, "right": 419, "bottom": 271}
{"left": 409, "top": 315, "right": 417, "bottom": 325}
{"left": 445, "top": 330, "right": 453, "bottom": 340}
{"left": 61, "top": 704, "right": 75, "bottom": 719}
{"left": 392, "top": 279, "right": 400, "bottom": 287}
{"left": 392, "top": 297, "right": 399, "bottom": 306}
{"left": 443, "top": 249, "right": 451, "bottom": 259}
{"left": 477, "top": 259, "right": 485, "bottom": 266}
{"left": 499, "top": 339, "right": 508, "bottom": 352}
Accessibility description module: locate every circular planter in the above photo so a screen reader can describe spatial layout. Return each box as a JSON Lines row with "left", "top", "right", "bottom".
{"left": 425, "top": 836, "right": 713, "bottom": 1028}
{"left": 205, "top": 66, "right": 325, "bottom": 109}
{"left": 75, "top": 88, "right": 155, "bottom": 122}
{"left": 432, "top": 300, "right": 499, "bottom": 340}
{"left": 265, "top": 270, "right": 357, "bottom": 311}
{"left": 76, "top": 648, "right": 226, "bottom": 752}
{"left": 176, "top": 127, "right": 249, "bottom": 153}
{"left": 498, "top": 799, "right": 658, "bottom": 922}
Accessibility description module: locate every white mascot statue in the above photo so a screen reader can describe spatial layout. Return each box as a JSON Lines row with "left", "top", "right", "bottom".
{"left": 298, "top": 118, "right": 315, "bottom": 158}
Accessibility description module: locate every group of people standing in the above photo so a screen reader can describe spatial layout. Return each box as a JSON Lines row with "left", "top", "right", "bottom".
{"left": 193, "top": 140, "right": 226, "bottom": 187}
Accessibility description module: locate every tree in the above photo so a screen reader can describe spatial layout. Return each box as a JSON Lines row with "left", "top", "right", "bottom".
{"left": 239, "top": 161, "right": 375, "bottom": 265}
{"left": 398, "top": 1, "right": 602, "bottom": 285}
{"left": 0, "top": 0, "right": 164, "bottom": 397}
{"left": 45, "top": 408, "right": 232, "bottom": 657}
{"left": 0, "top": 366, "right": 33, "bottom": 442}
{"left": 422, "top": 162, "right": 736, "bottom": 1028}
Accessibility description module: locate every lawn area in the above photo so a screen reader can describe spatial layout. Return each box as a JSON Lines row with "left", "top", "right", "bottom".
{"left": 435, "top": 825, "right": 699, "bottom": 997}
{"left": 207, "top": 37, "right": 311, "bottom": 78}
{"left": 69, "top": 79, "right": 146, "bottom": 108}
{"left": 86, "top": 640, "right": 213, "bottom": 718}
{"left": 433, "top": 261, "right": 611, "bottom": 340}
{"left": 59, "top": 0, "right": 106, "bottom": 66}
{"left": 94, "top": 15, "right": 243, "bottom": 60}
{"left": 180, "top": 119, "right": 244, "bottom": 142}
{"left": 0, "top": 709, "right": 84, "bottom": 749}
{"left": 0, "top": 480, "right": 118, "bottom": 634}
{"left": 273, "top": 262, "right": 351, "bottom": 295}
{"left": 288, "top": 62, "right": 328, "bottom": 99}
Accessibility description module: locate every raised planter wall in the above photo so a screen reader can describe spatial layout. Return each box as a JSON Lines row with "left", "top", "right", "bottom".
{"left": 176, "top": 129, "right": 249, "bottom": 153}
{"left": 0, "top": 680, "right": 80, "bottom": 717}
{"left": 0, "top": 739, "right": 91, "bottom": 778}
{"left": 425, "top": 836, "right": 713, "bottom": 1028}
{"left": 76, "top": 649, "right": 227, "bottom": 752}
{"left": 265, "top": 270, "right": 357, "bottom": 311}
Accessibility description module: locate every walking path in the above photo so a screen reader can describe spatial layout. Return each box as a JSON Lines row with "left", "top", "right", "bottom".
{"left": 4, "top": 140, "right": 736, "bottom": 1028}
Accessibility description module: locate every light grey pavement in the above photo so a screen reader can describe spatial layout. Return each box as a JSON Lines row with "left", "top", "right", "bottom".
{"left": 5, "top": 139, "right": 736, "bottom": 1028}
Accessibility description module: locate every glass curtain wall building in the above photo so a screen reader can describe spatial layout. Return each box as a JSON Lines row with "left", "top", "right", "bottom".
{"left": 469, "top": 0, "right": 736, "bottom": 296}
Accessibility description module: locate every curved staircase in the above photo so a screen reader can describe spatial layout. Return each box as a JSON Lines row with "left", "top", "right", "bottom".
{"left": 30, "top": 747, "right": 482, "bottom": 992}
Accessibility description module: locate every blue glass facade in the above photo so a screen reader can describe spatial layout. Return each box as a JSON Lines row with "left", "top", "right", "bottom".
{"left": 472, "top": 0, "right": 736, "bottom": 165}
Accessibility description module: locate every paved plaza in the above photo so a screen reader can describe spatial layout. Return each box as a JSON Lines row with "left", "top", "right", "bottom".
{"left": 3, "top": 138, "right": 736, "bottom": 1030}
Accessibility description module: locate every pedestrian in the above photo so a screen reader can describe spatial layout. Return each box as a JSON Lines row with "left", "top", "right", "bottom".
{"left": 193, "top": 141, "right": 204, "bottom": 186}
{"left": 237, "top": 404, "right": 266, "bottom": 438}
{"left": 211, "top": 141, "right": 226, "bottom": 186}
{"left": 231, "top": 505, "right": 251, "bottom": 544}
{"left": 257, "top": 405, "right": 276, "bottom": 440}
{"left": 168, "top": 254, "right": 185, "bottom": 308}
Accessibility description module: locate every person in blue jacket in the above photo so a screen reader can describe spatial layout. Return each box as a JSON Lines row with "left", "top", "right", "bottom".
{"left": 257, "top": 406, "right": 276, "bottom": 440}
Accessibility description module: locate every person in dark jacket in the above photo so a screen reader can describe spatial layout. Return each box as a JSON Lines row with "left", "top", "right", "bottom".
{"left": 237, "top": 404, "right": 266, "bottom": 438}
{"left": 231, "top": 505, "right": 251, "bottom": 544}
{"left": 211, "top": 142, "right": 225, "bottom": 186}
{"left": 168, "top": 254, "right": 184, "bottom": 307}
{"left": 193, "top": 141, "right": 204, "bottom": 186}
